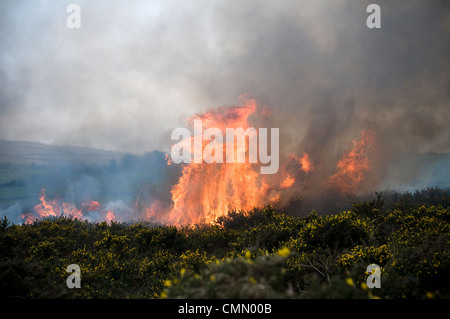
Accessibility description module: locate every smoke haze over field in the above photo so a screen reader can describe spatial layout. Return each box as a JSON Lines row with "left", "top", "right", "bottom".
{"left": 0, "top": 1, "right": 449, "bottom": 223}
{"left": 0, "top": 0, "right": 448, "bottom": 154}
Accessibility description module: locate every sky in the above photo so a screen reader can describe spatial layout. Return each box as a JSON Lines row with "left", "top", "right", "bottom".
{"left": 0, "top": 0, "right": 449, "bottom": 155}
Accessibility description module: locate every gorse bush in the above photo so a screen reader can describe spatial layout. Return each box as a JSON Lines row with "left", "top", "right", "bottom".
{"left": 0, "top": 188, "right": 449, "bottom": 299}
{"left": 161, "top": 250, "right": 294, "bottom": 299}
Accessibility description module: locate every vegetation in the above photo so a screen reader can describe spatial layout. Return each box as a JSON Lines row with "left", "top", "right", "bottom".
{"left": 1, "top": 188, "right": 449, "bottom": 299}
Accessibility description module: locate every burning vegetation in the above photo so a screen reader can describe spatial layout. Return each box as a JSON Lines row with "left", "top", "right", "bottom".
{"left": 21, "top": 188, "right": 116, "bottom": 225}
{"left": 19, "top": 98, "right": 383, "bottom": 227}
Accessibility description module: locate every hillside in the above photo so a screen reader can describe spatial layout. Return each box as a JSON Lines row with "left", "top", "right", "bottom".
{"left": 0, "top": 140, "right": 126, "bottom": 166}
{"left": 1, "top": 188, "right": 449, "bottom": 299}
{"left": 0, "top": 140, "right": 170, "bottom": 218}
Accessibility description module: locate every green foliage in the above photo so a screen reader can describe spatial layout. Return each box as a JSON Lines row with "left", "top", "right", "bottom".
{"left": 162, "top": 250, "right": 293, "bottom": 299}
{"left": 0, "top": 188, "right": 449, "bottom": 299}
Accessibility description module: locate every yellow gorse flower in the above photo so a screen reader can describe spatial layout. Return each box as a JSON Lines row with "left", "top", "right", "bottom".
{"left": 245, "top": 250, "right": 252, "bottom": 259}
{"left": 277, "top": 247, "right": 290, "bottom": 257}
{"left": 346, "top": 278, "right": 355, "bottom": 287}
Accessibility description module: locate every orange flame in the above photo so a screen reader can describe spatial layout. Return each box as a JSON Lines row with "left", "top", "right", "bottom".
{"left": 165, "top": 152, "right": 172, "bottom": 166}
{"left": 20, "top": 211, "right": 35, "bottom": 225}
{"left": 280, "top": 174, "right": 295, "bottom": 189}
{"left": 166, "top": 98, "right": 272, "bottom": 226}
{"left": 329, "top": 130, "right": 376, "bottom": 193}
{"left": 32, "top": 188, "right": 82, "bottom": 219}
{"left": 62, "top": 202, "right": 83, "bottom": 219}
{"left": 21, "top": 188, "right": 115, "bottom": 224}
{"left": 82, "top": 200, "right": 101, "bottom": 212}
{"left": 299, "top": 152, "right": 313, "bottom": 173}
{"left": 105, "top": 210, "right": 116, "bottom": 224}
{"left": 33, "top": 188, "right": 59, "bottom": 218}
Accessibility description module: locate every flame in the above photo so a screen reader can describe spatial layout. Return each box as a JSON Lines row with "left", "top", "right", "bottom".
{"left": 33, "top": 188, "right": 59, "bottom": 218}
{"left": 82, "top": 200, "right": 101, "bottom": 212}
{"left": 329, "top": 130, "right": 376, "bottom": 193}
{"left": 18, "top": 104, "right": 379, "bottom": 226}
{"left": 62, "top": 202, "right": 83, "bottom": 219}
{"left": 105, "top": 210, "right": 116, "bottom": 224}
{"left": 20, "top": 211, "right": 35, "bottom": 225}
{"left": 32, "top": 188, "right": 82, "bottom": 219}
{"left": 299, "top": 152, "right": 313, "bottom": 173}
{"left": 21, "top": 188, "right": 115, "bottom": 224}
{"left": 166, "top": 98, "right": 273, "bottom": 226}
{"left": 165, "top": 152, "right": 172, "bottom": 166}
{"left": 280, "top": 174, "right": 295, "bottom": 189}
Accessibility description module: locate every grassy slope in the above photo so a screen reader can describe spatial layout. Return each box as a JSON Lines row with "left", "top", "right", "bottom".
{"left": 0, "top": 188, "right": 449, "bottom": 299}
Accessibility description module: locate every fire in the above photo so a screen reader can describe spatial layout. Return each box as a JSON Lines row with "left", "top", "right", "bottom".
{"left": 32, "top": 188, "right": 82, "bottom": 219}
{"left": 165, "top": 152, "right": 172, "bottom": 166}
{"left": 280, "top": 174, "right": 295, "bottom": 189}
{"left": 20, "top": 211, "right": 35, "bottom": 225}
{"left": 299, "top": 152, "right": 313, "bottom": 173}
{"left": 166, "top": 98, "right": 272, "bottom": 226}
{"left": 329, "top": 130, "right": 376, "bottom": 193}
{"left": 82, "top": 200, "right": 101, "bottom": 212}
{"left": 33, "top": 188, "right": 58, "bottom": 218}
{"left": 105, "top": 210, "right": 115, "bottom": 224}
{"left": 160, "top": 100, "right": 379, "bottom": 226}
{"left": 18, "top": 104, "right": 379, "bottom": 227}
{"left": 21, "top": 188, "right": 115, "bottom": 224}
{"left": 61, "top": 202, "right": 83, "bottom": 220}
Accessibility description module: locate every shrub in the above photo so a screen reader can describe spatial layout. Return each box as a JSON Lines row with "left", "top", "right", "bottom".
{"left": 0, "top": 188, "right": 449, "bottom": 299}
{"left": 162, "top": 250, "right": 294, "bottom": 299}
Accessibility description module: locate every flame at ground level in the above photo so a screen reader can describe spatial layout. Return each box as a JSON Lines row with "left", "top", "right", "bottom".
{"left": 21, "top": 188, "right": 116, "bottom": 225}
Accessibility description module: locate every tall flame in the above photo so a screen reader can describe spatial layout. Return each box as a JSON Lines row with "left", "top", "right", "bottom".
{"left": 166, "top": 98, "right": 271, "bottom": 225}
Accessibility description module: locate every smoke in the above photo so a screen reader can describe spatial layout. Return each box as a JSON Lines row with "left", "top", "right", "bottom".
{"left": 0, "top": 1, "right": 449, "bottom": 221}
{"left": 0, "top": 0, "right": 448, "bottom": 153}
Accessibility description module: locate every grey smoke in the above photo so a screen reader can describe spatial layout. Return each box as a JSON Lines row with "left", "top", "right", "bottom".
{"left": 0, "top": 0, "right": 448, "bottom": 153}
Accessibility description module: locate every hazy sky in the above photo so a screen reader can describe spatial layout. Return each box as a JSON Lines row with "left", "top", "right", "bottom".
{"left": 0, "top": 0, "right": 449, "bottom": 154}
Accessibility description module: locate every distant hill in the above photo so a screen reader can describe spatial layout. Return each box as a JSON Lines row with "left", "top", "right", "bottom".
{"left": 380, "top": 152, "right": 450, "bottom": 190}
{"left": 0, "top": 140, "right": 170, "bottom": 213}
{"left": 0, "top": 140, "right": 127, "bottom": 166}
